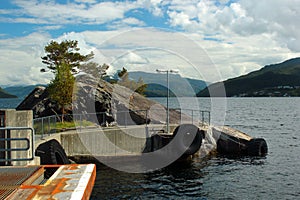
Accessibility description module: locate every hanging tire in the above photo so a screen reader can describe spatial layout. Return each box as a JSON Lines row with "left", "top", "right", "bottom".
{"left": 247, "top": 138, "right": 268, "bottom": 156}
{"left": 173, "top": 124, "right": 204, "bottom": 157}
{"left": 35, "top": 139, "right": 70, "bottom": 165}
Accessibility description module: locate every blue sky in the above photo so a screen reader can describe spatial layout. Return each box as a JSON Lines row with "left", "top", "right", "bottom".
{"left": 0, "top": 0, "right": 299, "bottom": 86}
{"left": 1, "top": 0, "right": 170, "bottom": 38}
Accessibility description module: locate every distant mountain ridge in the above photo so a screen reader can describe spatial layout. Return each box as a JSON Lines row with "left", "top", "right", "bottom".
{"left": 4, "top": 85, "right": 46, "bottom": 99}
{"left": 128, "top": 71, "right": 208, "bottom": 97}
{"left": 197, "top": 57, "right": 300, "bottom": 97}
{"left": 2, "top": 71, "right": 207, "bottom": 99}
{"left": 0, "top": 87, "right": 17, "bottom": 98}
{"left": 5, "top": 57, "right": 300, "bottom": 99}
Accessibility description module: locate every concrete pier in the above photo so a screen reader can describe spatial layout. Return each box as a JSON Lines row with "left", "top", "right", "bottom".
{"left": 0, "top": 109, "right": 267, "bottom": 167}
{"left": 60, "top": 125, "right": 179, "bottom": 158}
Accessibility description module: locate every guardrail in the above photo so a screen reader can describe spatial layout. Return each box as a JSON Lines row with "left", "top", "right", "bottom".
{"left": 177, "top": 109, "right": 211, "bottom": 125}
{"left": 0, "top": 127, "right": 34, "bottom": 164}
{"left": 33, "top": 115, "right": 56, "bottom": 139}
{"left": 33, "top": 109, "right": 211, "bottom": 138}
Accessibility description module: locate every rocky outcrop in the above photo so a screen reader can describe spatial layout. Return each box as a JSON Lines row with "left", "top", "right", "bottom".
{"left": 17, "top": 74, "right": 184, "bottom": 126}
{"left": 16, "top": 86, "right": 59, "bottom": 118}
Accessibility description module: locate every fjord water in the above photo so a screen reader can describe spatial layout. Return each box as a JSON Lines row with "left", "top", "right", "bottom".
{"left": 1, "top": 98, "right": 299, "bottom": 199}
{"left": 0, "top": 98, "right": 22, "bottom": 109}
{"left": 91, "top": 98, "right": 300, "bottom": 200}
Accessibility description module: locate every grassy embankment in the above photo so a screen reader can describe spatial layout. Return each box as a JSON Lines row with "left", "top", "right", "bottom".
{"left": 34, "top": 120, "right": 95, "bottom": 135}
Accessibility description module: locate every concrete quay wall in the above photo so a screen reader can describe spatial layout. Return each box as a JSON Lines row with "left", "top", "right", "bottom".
{"left": 0, "top": 108, "right": 266, "bottom": 166}
{"left": 60, "top": 124, "right": 178, "bottom": 157}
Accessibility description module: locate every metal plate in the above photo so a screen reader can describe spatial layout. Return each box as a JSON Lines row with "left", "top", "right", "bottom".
{"left": 0, "top": 166, "right": 41, "bottom": 200}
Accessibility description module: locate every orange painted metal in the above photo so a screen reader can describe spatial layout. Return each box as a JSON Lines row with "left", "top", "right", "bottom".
{"left": 0, "top": 166, "right": 41, "bottom": 199}
{"left": 1, "top": 164, "right": 96, "bottom": 200}
{"left": 82, "top": 164, "right": 97, "bottom": 200}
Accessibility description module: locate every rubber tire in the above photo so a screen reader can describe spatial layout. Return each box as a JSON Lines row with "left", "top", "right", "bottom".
{"left": 247, "top": 138, "right": 268, "bottom": 156}
{"left": 35, "top": 139, "right": 70, "bottom": 165}
{"left": 173, "top": 124, "right": 204, "bottom": 157}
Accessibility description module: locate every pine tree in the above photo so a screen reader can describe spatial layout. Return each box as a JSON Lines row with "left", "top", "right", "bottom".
{"left": 47, "top": 62, "right": 75, "bottom": 122}
{"left": 41, "top": 40, "right": 93, "bottom": 74}
{"left": 41, "top": 40, "right": 94, "bottom": 121}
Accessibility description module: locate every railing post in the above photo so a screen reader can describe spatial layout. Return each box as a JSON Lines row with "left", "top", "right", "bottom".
{"left": 41, "top": 117, "right": 44, "bottom": 140}
{"left": 114, "top": 130, "right": 117, "bottom": 156}
{"left": 54, "top": 116, "right": 57, "bottom": 134}
{"left": 145, "top": 109, "right": 151, "bottom": 152}
{"left": 6, "top": 129, "right": 11, "bottom": 166}
{"left": 191, "top": 110, "right": 194, "bottom": 125}
{"left": 80, "top": 114, "right": 82, "bottom": 132}
{"left": 145, "top": 110, "right": 148, "bottom": 128}
{"left": 48, "top": 116, "right": 51, "bottom": 136}
{"left": 125, "top": 111, "right": 127, "bottom": 128}
{"left": 0, "top": 111, "right": 5, "bottom": 166}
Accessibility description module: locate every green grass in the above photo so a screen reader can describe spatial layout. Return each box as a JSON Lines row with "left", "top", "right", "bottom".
{"left": 55, "top": 121, "right": 76, "bottom": 129}
{"left": 34, "top": 120, "right": 95, "bottom": 135}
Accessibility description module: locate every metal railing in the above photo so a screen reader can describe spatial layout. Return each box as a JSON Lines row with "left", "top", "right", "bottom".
{"left": 33, "top": 115, "right": 57, "bottom": 139}
{"left": 176, "top": 109, "right": 211, "bottom": 125}
{"left": 0, "top": 127, "right": 34, "bottom": 164}
{"left": 33, "top": 109, "right": 211, "bottom": 138}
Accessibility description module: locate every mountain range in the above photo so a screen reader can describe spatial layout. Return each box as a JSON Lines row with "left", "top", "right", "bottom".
{"left": 197, "top": 57, "right": 300, "bottom": 97}
{"left": 128, "top": 71, "right": 208, "bottom": 97}
{"left": 0, "top": 87, "right": 17, "bottom": 98}
{"left": 1, "top": 73, "right": 207, "bottom": 99}
{"left": 1, "top": 57, "right": 300, "bottom": 98}
{"left": 3, "top": 85, "right": 45, "bottom": 99}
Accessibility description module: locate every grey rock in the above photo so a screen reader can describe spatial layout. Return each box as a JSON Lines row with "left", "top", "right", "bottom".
{"left": 17, "top": 74, "right": 183, "bottom": 126}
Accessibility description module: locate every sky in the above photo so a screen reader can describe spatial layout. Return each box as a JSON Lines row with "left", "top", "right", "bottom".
{"left": 0, "top": 0, "right": 300, "bottom": 86}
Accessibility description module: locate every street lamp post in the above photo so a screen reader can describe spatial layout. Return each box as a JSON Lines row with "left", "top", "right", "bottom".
{"left": 156, "top": 69, "right": 179, "bottom": 133}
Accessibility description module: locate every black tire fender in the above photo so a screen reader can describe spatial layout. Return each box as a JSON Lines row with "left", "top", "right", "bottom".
{"left": 247, "top": 138, "right": 268, "bottom": 156}
{"left": 173, "top": 124, "right": 204, "bottom": 156}
{"left": 35, "top": 139, "right": 70, "bottom": 165}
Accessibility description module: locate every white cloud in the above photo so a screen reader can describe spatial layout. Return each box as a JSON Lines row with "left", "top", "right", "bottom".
{"left": 117, "top": 52, "right": 150, "bottom": 65}
{"left": 0, "top": 27, "right": 298, "bottom": 86}
{"left": 137, "top": 0, "right": 164, "bottom": 16}
{"left": 4, "top": 0, "right": 139, "bottom": 25}
{"left": 36, "top": 25, "right": 63, "bottom": 31}
{"left": 230, "top": 3, "right": 246, "bottom": 17}
{"left": 1, "top": 0, "right": 300, "bottom": 86}
{"left": 0, "top": 32, "right": 53, "bottom": 85}
{"left": 160, "top": 0, "right": 300, "bottom": 79}
{"left": 238, "top": 0, "right": 300, "bottom": 51}
{"left": 111, "top": 51, "right": 150, "bottom": 73}
{"left": 107, "top": 17, "right": 145, "bottom": 30}
{"left": 165, "top": 0, "right": 300, "bottom": 53}
{"left": 168, "top": 11, "right": 192, "bottom": 27}
{"left": 123, "top": 17, "right": 145, "bottom": 26}
{"left": 77, "top": 28, "right": 224, "bottom": 82}
{"left": 74, "top": 0, "right": 97, "bottom": 4}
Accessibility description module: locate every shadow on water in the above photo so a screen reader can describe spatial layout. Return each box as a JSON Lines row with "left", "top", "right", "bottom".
{"left": 90, "top": 158, "right": 210, "bottom": 200}
{"left": 90, "top": 153, "right": 268, "bottom": 200}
